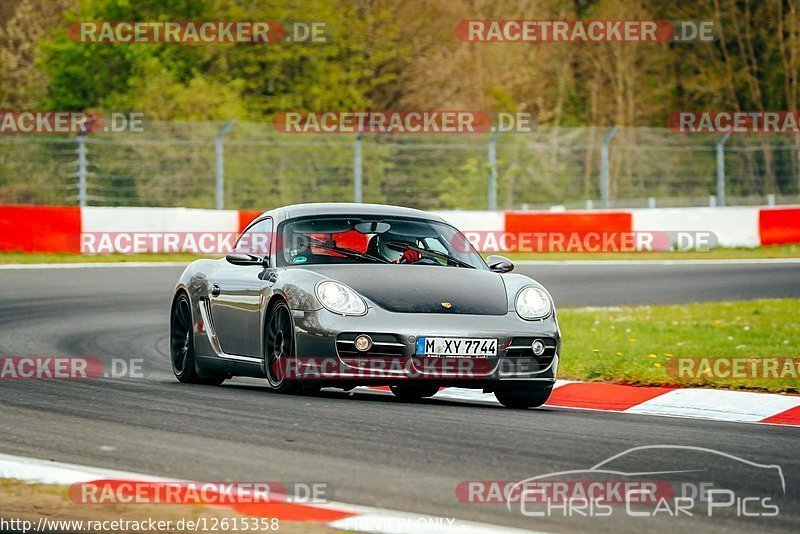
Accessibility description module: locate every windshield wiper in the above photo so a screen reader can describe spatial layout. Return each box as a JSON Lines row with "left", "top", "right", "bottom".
{"left": 386, "top": 241, "right": 476, "bottom": 269}
{"left": 306, "top": 236, "right": 390, "bottom": 264}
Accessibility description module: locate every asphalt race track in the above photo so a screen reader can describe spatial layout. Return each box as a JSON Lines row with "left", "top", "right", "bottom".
{"left": 519, "top": 261, "right": 800, "bottom": 306}
{"left": 0, "top": 262, "right": 798, "bottom": 532}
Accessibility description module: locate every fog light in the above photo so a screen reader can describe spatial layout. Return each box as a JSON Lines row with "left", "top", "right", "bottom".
{"left": 354, "top": 335, "right": 373, "bottom": 352}
{"left": 531, "top": 339, "right": 545, "bottom": 356}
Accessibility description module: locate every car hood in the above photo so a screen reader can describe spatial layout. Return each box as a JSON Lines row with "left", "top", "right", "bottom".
{"left": 303, "top": 264, "right": 508, "bottom": 315}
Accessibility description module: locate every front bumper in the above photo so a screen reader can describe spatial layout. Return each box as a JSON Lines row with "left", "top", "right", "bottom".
{"left": 292, "top": 306, "right": 560, "bottom": 387}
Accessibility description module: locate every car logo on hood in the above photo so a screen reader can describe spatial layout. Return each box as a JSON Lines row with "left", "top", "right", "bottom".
{"left": 441, "top": 302, "right": 452, "bottom": 309}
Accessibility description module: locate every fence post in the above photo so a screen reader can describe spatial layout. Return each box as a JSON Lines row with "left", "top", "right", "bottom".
{"left": 76, "top": 134, "right": 88, "bottom": 207}
{"left": 716, "top": 132, "right": 730, "bottom": 207}
{"left": 600, "top": 126, "right": 618, "bottom": 209}
{"left": 215, "top": 120, "right": 235, "bottom": 210}
{"left": 487, "top": 130, "right": 501, "bottom": 210}
{"left": 353, "top": 133, "right": 363, "bottom": 203}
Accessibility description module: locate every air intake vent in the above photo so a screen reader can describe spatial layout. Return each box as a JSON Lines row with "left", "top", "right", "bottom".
{"left": 336, "top": 333, "right": 406, "bottom": 359}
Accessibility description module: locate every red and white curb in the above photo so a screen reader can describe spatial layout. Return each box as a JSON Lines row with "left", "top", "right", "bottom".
{"left": 364, "top": 381, "right": 800, "bottom": 427}
{"left": 0, "top": 453, "right": 538, "bottom": 534}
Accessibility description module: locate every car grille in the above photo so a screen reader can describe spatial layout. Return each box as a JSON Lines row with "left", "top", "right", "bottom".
{"left": 503, "top": 337, "right": 557, "bottom": 374}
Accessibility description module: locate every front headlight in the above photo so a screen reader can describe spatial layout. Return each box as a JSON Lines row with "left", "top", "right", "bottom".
{"left": 315, "top": 280, "right": 367, "bottom": 316}
{"left": 515, "top": 287, "right": 552, "bottom": 320}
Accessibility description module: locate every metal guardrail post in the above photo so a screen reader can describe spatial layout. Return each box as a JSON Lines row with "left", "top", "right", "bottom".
{"left": 487, "top": 129, "right": 501, "bottom": 210}
{"left": 716, "top": 132, "right": 731, "bottom": 207}
{"left": 353, "top": 133, "right": 363, "bottom": 203}
{"left": 76, "top": 135, "right": 88, "bottom": 207}
{"left": 600, "top": 126, "right": 618, "bottom": 209}
{"left": 215, "top": 120, "right": 235, "bottom": 210}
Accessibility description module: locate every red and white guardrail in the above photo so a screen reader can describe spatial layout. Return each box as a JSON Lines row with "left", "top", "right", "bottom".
{"left": 0, "top": 204, "right": 798, "bottom": 253}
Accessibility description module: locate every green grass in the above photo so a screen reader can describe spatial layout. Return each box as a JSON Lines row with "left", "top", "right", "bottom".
{"left": 558, "top": 299, "right": 800, "bottom": 394}
{"left": 496, "top": 244, "right": 800, "bottom": 261}
{"left": 0, "top": 252, "right": 214, "bottom": 263}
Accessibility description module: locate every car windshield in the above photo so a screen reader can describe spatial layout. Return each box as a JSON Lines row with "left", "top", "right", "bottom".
{"left": 277, "top": 216, "right": 486, "bottom": 269}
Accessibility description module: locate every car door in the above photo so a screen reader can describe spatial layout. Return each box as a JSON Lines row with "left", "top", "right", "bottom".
{"left": 209, "top": 217, "right": 273, "bottom": 357}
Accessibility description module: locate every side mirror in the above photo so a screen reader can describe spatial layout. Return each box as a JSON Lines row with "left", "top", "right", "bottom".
{"left": 225, "top": 252, "right": 269, "bottom": 267}
{"left": 486, "top": 255, "right": 514, "bottom": 273}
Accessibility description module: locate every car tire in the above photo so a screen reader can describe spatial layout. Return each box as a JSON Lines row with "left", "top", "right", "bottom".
{"left": 265, "top": 300, "right": 301, "bottom": 394}
{"left": 495, "top": 385, "right": 552, "bottom": 409}
{"left": 170, "top": 292, "right": 226, "bottom": 385}
{"left": 390, "top": 384, "right": 440, "bottom": 401}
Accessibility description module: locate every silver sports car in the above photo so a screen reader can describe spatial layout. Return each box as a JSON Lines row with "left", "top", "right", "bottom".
{"left": 170, "top": 203, "right": 560, "bottom": 408}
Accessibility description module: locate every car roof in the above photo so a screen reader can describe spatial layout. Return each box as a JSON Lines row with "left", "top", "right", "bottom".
{"left": 255, "top": 203, "right": 447, "bottom": 224}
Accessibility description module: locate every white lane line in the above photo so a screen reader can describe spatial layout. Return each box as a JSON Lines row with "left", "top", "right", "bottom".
{"left": 0, "top": 453, "right": 164, "bottom": 484}
{"left": 0, "top": 262, "right": 191, "bottom": 270}
{"left": 0, "top": 453, "right": 542, "bottom": 534}
{"left": 514, "top": 258, "right": 800, "bottom": 266}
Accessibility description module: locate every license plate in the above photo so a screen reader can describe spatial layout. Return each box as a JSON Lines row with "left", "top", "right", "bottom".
{"left": 415, "top": 337, "right": 497, "bottom": 358}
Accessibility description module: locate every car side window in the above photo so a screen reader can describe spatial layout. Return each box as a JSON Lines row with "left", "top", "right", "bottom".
{"left": 235, "top": 218, "right": 273, "bottom": 257}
